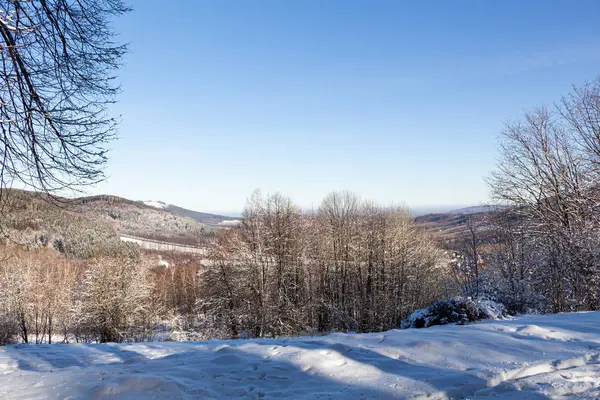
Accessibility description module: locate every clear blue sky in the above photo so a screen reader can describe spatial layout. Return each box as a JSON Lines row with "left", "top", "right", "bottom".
{"left": 93, "top": 0, "right": 600, "bottom": 215}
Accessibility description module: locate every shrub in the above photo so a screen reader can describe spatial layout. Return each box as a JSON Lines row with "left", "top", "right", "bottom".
{"left": 401, "top": 297, "right": 505, "bottom": 329}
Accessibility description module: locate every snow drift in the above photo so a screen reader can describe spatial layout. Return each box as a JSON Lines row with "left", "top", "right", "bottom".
{"left": 1, "top": 312, "right": 599, "bottom": 399}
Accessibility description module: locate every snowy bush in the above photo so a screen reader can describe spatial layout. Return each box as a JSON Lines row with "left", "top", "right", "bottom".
{"left": 75, "top": 255, "right": 161, "bottom": 343}
{"left": 401, "top": 297, "right": 505, "bottom": 329}
{"left": 479, "top": 274, "right": 548, "bottom": 315}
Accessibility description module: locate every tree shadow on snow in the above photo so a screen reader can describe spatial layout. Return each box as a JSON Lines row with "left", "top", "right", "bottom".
{"left": 2, "top": 337, "right": 555, "bottom": 399}
{"left": 5, "top": 342, "right": 148, "bottom": 372}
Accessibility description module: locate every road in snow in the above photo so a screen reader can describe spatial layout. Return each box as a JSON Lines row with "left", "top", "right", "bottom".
{"left": 1, "top": 312, "right": 599, "bottom": 399}
{"left": 120, "top": 235, "right": 206, "bottom": 255}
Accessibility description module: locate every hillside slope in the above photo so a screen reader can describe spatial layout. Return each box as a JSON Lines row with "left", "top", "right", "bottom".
{"left": 1, "top": 190, "right": 216, "bottom": 250}
{"left": 71, "top": 195, "right": 215, "bottom": 245}
{"left": 415, "top": 211, "right": 488, "bottom": 241}
{"left": 1, "top": 312, "right": 599, "bottom": 399}
{"left": 142, "top": 201, "right": 236, "bottom": 225}
{"left": 0, "top": 190, "right": 126, "bottom": 258}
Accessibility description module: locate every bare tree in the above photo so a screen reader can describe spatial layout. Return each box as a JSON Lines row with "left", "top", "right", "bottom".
{"left": 201, "top": 190, "right": 446, "bottom": 339}
{"left": 0, "top": 0, "right": 129, "bottom": 195}
{"left": 76, "top": 255, "right": 158, "bottom": 343}
{"left": 483, "top": 209, "right": 542, "bottom": 314}
{"left": 0, "top": 246, "right": 79, "bottom": 344}
{"left": 559, "top": 77, "right": 600, "bottom": 171}
{"left": 449, "top": 215, "right": 483, "bottom": 298}
{"left": 488, "top": 105, "right": 600, "bottom": 312}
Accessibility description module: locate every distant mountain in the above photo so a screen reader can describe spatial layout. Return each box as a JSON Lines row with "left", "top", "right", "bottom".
{"left": 447, "top": 205, "right": 508, "bottom": 215}
{"left": 141, "top": 200, "right": 239, "bottom": 226}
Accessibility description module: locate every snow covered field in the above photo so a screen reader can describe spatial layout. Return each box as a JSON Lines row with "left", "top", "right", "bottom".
{"left": 1, "top": 312, "right": 599, "bottom": 399}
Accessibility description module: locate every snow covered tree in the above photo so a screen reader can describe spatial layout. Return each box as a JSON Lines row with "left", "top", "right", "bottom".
{"left": 488, "top": 90, "right": 600, "bottom": 312}
{"left": 76, "top": 254, "right": 158, "bottom": 343}
{"left": 202, "top": 190, "right": 446, "bottom": 338}
{"left": 0, "top": 247, "right": 79, "bottom": 344}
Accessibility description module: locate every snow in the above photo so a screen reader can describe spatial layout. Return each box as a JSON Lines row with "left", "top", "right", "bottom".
{"left": 142, "top": 200, "right": 169, "bottom": 209}
{"left": 477, "top": 299, "right": 506, "bottom": 319}
{"left": 218, "top": 219, "right": 242, "bottom": 226}
{"left": 119, "top": 235, "right": 206, "bottom": 254}
{"left": 1, "top": 312, "right": 600, "bottom": 399}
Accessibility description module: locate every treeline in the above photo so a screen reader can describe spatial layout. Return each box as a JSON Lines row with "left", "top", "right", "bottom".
{"left": 196, "top": 190, "right": 446, "bottom": 339}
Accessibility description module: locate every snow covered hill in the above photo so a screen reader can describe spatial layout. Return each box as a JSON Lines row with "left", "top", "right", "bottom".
{"left": 1, "top": 312, "right": 599, "bottom": 399}
{"left": 141, "top": 200, "right": 169, "bottom": 209}
{"left": 141, "top": 200, "right": 236, "bottom": 225}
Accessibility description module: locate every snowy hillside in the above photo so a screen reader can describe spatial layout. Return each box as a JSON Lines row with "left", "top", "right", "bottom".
{"left": 142, "top": 200, "right": 169, "bottom": 209}
{"left": 1, "top": 313, "right": 599, "bottom": 399}
{"left": 141, "top": 200, "right": 235, "bottom": 225}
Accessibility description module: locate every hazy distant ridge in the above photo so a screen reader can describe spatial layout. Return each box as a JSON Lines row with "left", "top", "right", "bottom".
{"left": 447, "top": 205, "right": 508, "bottom": 215}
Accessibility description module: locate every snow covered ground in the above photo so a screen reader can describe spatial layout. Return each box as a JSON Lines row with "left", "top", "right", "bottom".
{"left": 1, "top": 312, "right": 599, "bottom": 399}
{"left": 142, "top": 201, "right": 169, "bottom": 209}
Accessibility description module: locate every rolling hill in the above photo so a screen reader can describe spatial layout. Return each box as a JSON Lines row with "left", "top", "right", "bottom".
{"left": 1, "top": 190, "right": 227, "bottom": 251}
{"left": 141, "top": 200, "right": 238, "bottom": 226}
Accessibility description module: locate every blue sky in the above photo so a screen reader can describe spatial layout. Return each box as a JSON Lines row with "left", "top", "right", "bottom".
{"left": 93, "top": 0, "right": 600, "bottom": 215}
